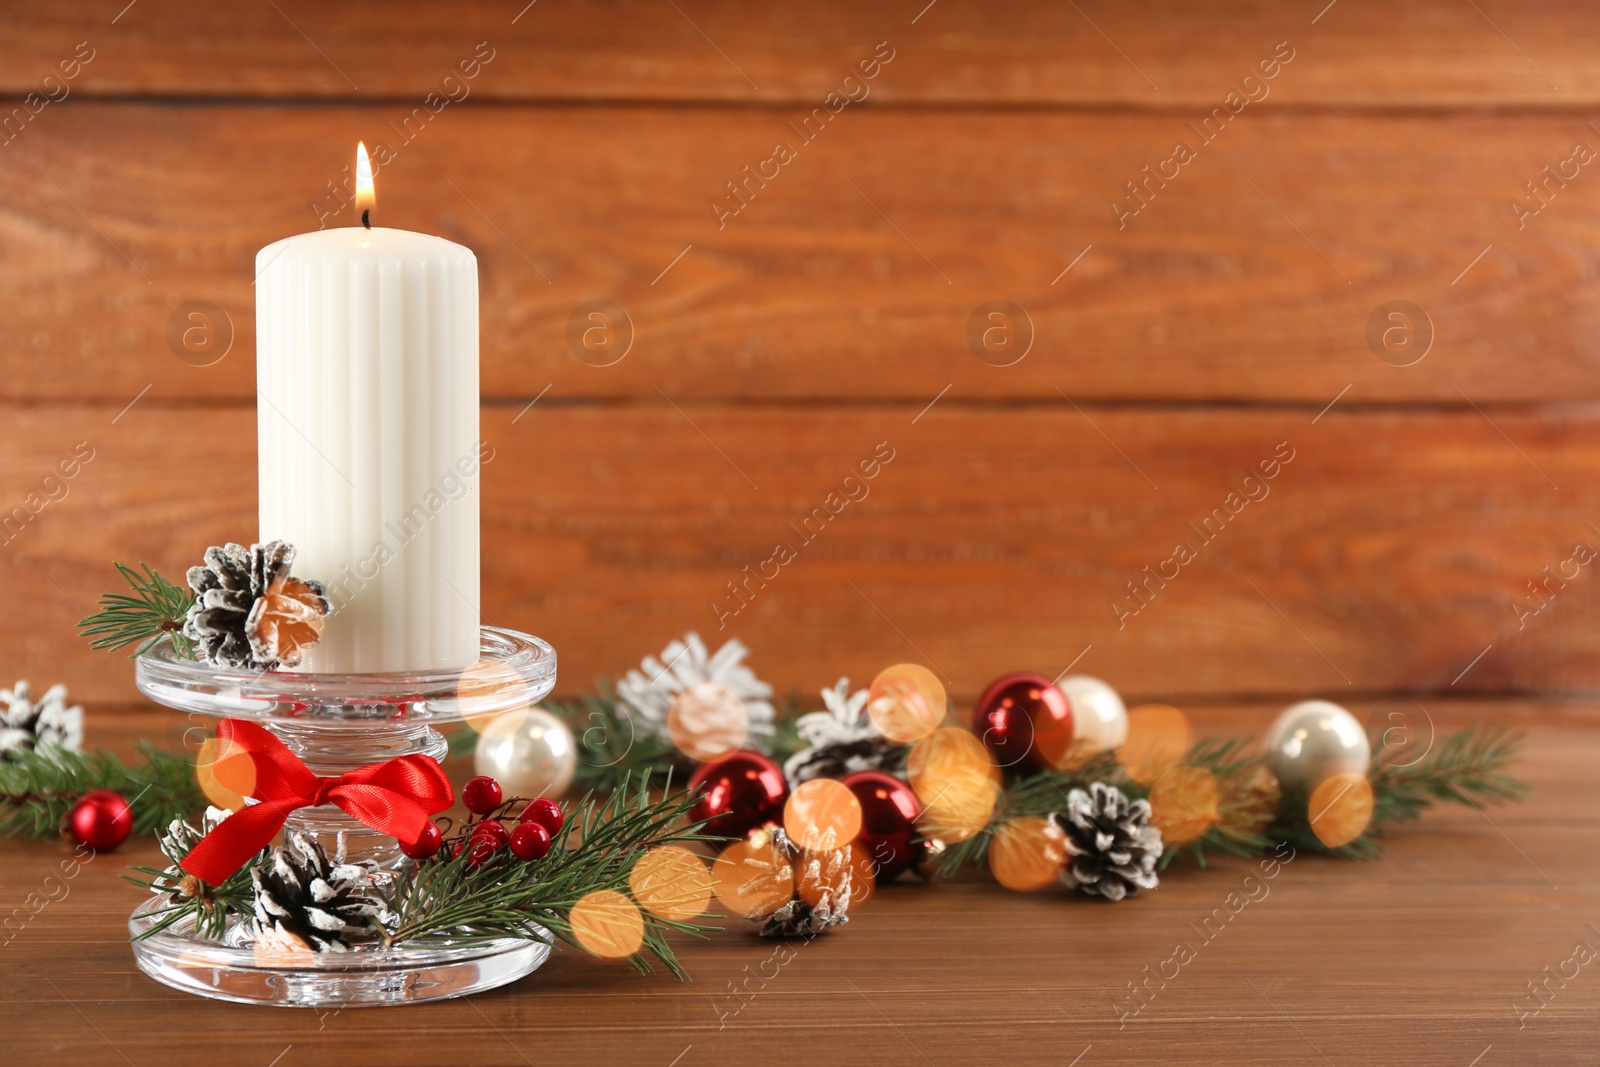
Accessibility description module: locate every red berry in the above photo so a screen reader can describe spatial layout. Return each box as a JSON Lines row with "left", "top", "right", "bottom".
{"left": 462, "top": 836, "right": 499, "bottom": 870}
{"left": 470, "top": 819, "right": 510, "bottom": 849}
{"left": 462, "top": 776, "right": 503, "bottom": 815}
{"left": 510, "top": 821, "right": 551, "bottom": 861}
{"left": 400, "top": 820, "right": 444, "bottom": 860}
{"left": 518, "top": 798, "right": 564, "bottom": 837}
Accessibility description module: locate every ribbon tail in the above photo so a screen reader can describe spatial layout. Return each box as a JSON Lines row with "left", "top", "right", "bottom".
{"left": 180, "top": 800, "right": 302, "bottom": 886}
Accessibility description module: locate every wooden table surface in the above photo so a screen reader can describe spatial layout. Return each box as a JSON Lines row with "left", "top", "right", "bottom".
{"left": 2, "top": 705, "right": 1596, "bottom": 1066}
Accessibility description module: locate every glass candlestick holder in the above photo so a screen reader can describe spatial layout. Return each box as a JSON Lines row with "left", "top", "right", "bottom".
{"left": 127, "top": 626, "right": 556, "bottom": 1008}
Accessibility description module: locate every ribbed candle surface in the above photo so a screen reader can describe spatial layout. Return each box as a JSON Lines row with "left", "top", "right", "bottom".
{"left": 256, "top": 227, "right": 480, "bottom": 673}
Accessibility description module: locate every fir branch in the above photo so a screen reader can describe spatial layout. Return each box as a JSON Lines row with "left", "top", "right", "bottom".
{"left": 930, "top": 754, "right": 1124, "bottom": 878}
{"left": 78, "top": 562, "right": 194, "bottom": 658}
{"left": 1185, "top": 736, "right": 1261, "bottom": 777}
{"left": 0, "top": 743, "right": 202, "bottom": 840}
{"left": 383, "top": 773, "right": 719, "bottom": 976}
{"left": 766, "top": 687, "right": 810, "bottom": 762}
{"left": 561, "top": 692, "right": 685, "bottom": 795}
{"left": 124, "top": 862, "right": 255, "bottom": 942}
{"left": 1267, "top": 726, "right": 1527, "bottom": 859}
{"left": 1368, "top": 725, "right": 1527, "bottom": 823}
{"left": 1158, "top": 740, "right": 1277, "bottom": 869}
{"left": 929, "top": 727, "right": 1527, "bottom": 875}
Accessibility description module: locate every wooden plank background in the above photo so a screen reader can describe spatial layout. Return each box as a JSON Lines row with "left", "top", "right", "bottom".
{"left": 2, "top": 0, "right": 1599, "bottom": 712}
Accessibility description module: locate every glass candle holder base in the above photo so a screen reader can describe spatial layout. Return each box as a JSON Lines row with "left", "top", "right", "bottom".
{"left": 129, "top": 897, "right": 551, "bottom": 1007}
{"left": 130, "top": 626, "right": 557, "bottom": 1007}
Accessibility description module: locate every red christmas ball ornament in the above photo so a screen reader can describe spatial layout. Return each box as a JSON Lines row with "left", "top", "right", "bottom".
{"left": 67, "top": 790, "right": 133, "bottom": 851}
{"left": 401, "top": 820, "right": 444, "bottom": 860}
{"left": 971, "top": 673, "right": 1074, "bottom": 772}
{"left": 840, "top": 770, "right": 922, "bottom": 883}
{"left": 687, "top": 749, "right": 789, "bottom": 841}
{"left": 510, "top": 821, "right": 551, "bottom": 861}
{"left": 518, "top": 797, "right": 564, "bottom": 837}
{"left": 462, "top": 775, "right": 504, "bottom": 815}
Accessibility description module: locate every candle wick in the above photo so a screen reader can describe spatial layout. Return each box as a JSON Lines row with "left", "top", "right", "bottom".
{"left": 361, "top": 208, "right": 371, "bottom": 230}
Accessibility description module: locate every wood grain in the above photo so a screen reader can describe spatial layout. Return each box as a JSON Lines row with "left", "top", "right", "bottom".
{"left": 0, "top": 704, "right": 1594, "bottom": 1065}
{"left": 4, "top": 105, "right": 1600, "bottom": 405}
{"left": 8, "top": 403, "right": 1600, "bottom": 706}
{"left": 1, "top": 0, "right": 1598, "bottom": 106}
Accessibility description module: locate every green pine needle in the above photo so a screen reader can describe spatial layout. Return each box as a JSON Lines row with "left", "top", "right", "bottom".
{"left": 1277, "top": 724, "right": 1529, "bottom": 860}
{"left": 78, "top": 562, "right": 195, "bottom": 658}
{"left": 564, "top": 691, "right": 687, "bottom": 795}
{"left": 124, "top": 862, "right": 256, "bottom": 942}
{"left": 0, "top": 743, "right": 203, "bottom": 840}
{"left": 932, "top": 725, "right": 1528, "bottom": 876}
{"left": 930, "top": 754, "right": 1122, "bottom": 878}
{"left": 384, "top": 773, "right": 719, "bottom": 975}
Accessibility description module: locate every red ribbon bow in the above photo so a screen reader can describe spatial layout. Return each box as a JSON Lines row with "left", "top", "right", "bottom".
{"left": 181, "top": 718, "right": 453, "bottom": 885}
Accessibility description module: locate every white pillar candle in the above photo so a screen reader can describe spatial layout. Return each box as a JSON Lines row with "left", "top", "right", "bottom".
{"left": 255, "top": 148, "right": 480, "bottom": 673}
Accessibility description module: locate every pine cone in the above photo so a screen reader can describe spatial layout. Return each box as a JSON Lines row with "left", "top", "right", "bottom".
{"left": 758, "top": 828, "right": 852, "bottom": 938}
{"left": 0, "top": 681, "right": 82, "bottom": 759}
{"left": 782, "top": 678, "right": 900, "bottom": 784}
{"left": 783, "top": 735, "right": 900, "bottom": 784}
{"left": 184, "top": 541, "right": 330, "bottom": 669}
{"left": 1051, "top": 782, "right": 1162, "bottom": 901}
{"left": 250, "top": 833, "right": 388, "bottom": 952}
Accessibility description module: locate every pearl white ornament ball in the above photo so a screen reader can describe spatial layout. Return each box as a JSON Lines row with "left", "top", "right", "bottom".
{"left": 474, "top": 707, "right": 577, "bottom": 799}
{"left": 1058, "top": 675, "right": 1128, "bottom": 755}
{"left": 1263, "top": 700, "right": 1370, "bottom": 791}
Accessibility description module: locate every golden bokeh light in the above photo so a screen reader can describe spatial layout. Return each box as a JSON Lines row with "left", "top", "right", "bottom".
{"left": 784, "top": 778, "right": 863, "bottom": 852}
{"left": 1147, "top": 766, "right": 1221, "bottom": 847}
{"left": 1308, "top": 772, "right": 1374, "bottom": 849}
{"left": 454, "top": 657, "right": 533, "bottom": 734}
{"left": 666, "top": 681, "right": 749, "bottom": 762}
{"left": 1118, "top": 704, "right": 1192, "bottom": 785}
{"left": 867, "top": 663, "right": 946, "bottom": 744}
{"left": 987, "top": 816, "right": 1067, "bottom": 892}
{"left": 629, "top": 846, "right": 713, "bottom": 922}
{"left": 711, "top": 834, "right": 796, "bottom": 919}
{"left": 907, "top": 727, "right": 1001, "bottom": 842}
{"left": 250, "top": 928, "right": 315, "bottom": 967}
{"left": 195, "top": 735, "right": 256, "bottom": 812}
{"left": 570, "top": 889, "right": 645, "bottom": 959}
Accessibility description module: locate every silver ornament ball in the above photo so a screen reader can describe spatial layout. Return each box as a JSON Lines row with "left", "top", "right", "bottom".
{"left": 1263, "top": 700, "right": 1370, "bottom": 791}
{"left": 474, "top": 706, "right": 577, "bottom": 800}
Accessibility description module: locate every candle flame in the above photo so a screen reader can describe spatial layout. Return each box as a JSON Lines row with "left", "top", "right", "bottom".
{"left": 355, "top": 142, "right": 375, "bottom": 221}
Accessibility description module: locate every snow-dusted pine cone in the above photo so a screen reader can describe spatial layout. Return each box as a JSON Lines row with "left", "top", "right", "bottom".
{"left": 616, "top": 632, "right": 776, "bottom": 745}
{"left": 184, "top": 541, "right": 331, "bottom": 670}
{"left": 0, "top": 681, "right": 82, "bottom": 759}
{"left": 1051, "top": 782, "right": 1162, "bottom": 901}
{"left": 250, "top": 833, "right": 388, "bottom": 952}
{"left": 783, "top": 678, "right": 899, "bottom": 784}
{"left": 758, "top": 828, "right": 852, "bottom": 939}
